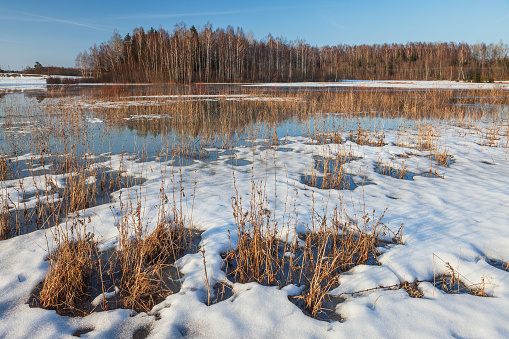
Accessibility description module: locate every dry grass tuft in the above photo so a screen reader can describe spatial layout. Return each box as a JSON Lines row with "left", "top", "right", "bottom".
{"left": 433, "top": 254, "right": 492, "bottom": 297}
{"left": 416, "top": 124, "right": 439, "bottom": 151}
{"left": 117, "top": 215, "right": 191, "bottom": 313}
{"left": 118, "top": 243, "right": 168, "bottom": 313}
{"left": 224, "top": 187, "right": 282, "bottom": 286}
{"left": 375, "top": 158, "right": 410, "bottom": 180}
{"left": 0, "top": 203, "right": 11, "bottom": 240}
{"left": 394, "top": 128, "right": 413, "bottom": 148}
{"left": 349, "top": 126, "right": 386, "bottom": 147}
{"left": 298, "top": 208, "right": 397, "bottom": 318}
{"left": 432, "top": 148, "right": 453, "bottom": 167}
{"left": 39, "top": 223, "right": 95, "bottom": 316}
{"left": 480, "top": 124, "right": 501, "bottom": 147}
{"left": 315, "top": 131, "right": 343, "bottom": 144}
{"left": 401, "top": 281, "right": 424, "bottom": 298}
{"left": 142, "top": 218, "right": 187, "bottom": 266}
{"left": 0, "top": 157, "right": 11, "bottom": 181}
{"left": 115, "top": 190, "right": 191, "bottom": 313}
{"left": 225, "top": 178, "right": 402, "bottom": 318}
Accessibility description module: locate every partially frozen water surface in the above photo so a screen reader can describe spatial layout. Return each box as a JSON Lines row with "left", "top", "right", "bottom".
{"left": 1, "top": 85, "right": 509, "bottom": 338}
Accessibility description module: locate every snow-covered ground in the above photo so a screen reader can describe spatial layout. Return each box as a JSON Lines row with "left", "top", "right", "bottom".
{"left": 0, "top": 114, "right": 508, "bottom": 338}
{"left": 245, "top": 80, "right": 509, "bottom": 90}
{"left": 0, "top": 74, "right": 48, "bottom": 92}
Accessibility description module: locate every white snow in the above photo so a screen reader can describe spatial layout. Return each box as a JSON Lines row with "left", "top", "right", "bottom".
{"left": 0, "top": 74, "right": 80, "bottom": 93}
{"left": 91, "top": 287, "right": 120, "bottom": 307}
{"left": 86, "top": 117, "right": 104, "bottom": 124}
{"left": 245, "top": 80, "right": 509, "bottom": 90}
{"left": 0, "top": 73, "right": 47, "bottom": 92}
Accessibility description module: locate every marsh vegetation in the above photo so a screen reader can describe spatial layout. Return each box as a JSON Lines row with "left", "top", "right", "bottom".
{"left": 0, "top": 83, "right": 508, "bottom": 336}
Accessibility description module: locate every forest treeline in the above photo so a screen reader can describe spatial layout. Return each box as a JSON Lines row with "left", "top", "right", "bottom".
{"left": 23, "top": 62, "right": 81, "bottom": 76}
{"left": 76, "top": 24, "right": 509, "bottom": 83}
{"left": 1, "top": 64, "right": 81, "bottom": 76}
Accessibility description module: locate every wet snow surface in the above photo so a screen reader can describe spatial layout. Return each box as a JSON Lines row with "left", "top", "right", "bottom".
{"left": 1, "top": 90, "right": 509, "bottom": 338}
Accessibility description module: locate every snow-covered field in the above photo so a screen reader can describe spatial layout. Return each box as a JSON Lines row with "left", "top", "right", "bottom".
{"left": 0, "top": 74, "right": 81, "bottom": 93}
{"left": 3, "top": 74, "right": 509, "bottom": 93}
{"left": 0, "top": 74, "right": 48, "bottom": 92}
{"left": 0, "top": 89, "right": 509, "bottom": 338}
{"left": 245, "top": 80, "right": 509, "bottom": 90}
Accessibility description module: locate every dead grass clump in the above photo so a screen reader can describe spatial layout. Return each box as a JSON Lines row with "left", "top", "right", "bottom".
{"left": 0, "top": 157, "right": 11, "bottom": 181}
{"left": 115, "top": 191, "right": 191, "bottom": 313}
{"left": 321, "top": 174, "right": 347, "bottom": 190}
{"left": 224, "top": 179, "right": 402, "bottom": 319}
{"left": 224, "top": 188, "right": 282, "bottom": 286}
{"left": 118, "top": 242, "right": 168, "bottom": 313}
{"left": 0, "top": 203, "right": 10, "bottom": 240}
{"left": 401, "top": 281, "right": 424, "bottom": 298}
{"left": 116, "top": 209, "right": 167, "bottom": 313}
{"left": 39, "top": 226, "right": 95, "bottom": 316}
{"left": 301, "top": 173, "right": 357, "bottom": 191}
{"left": 431, "top": 149, "right": 453, "bottom": 167}
{"left": 117, "top": 216, "right": 192, "bottom": 313}
{"left": 470, "top": 277, "right": 490, "bottom": 297}
{"left": 300, "top": 231, "right": 340, "bottom": 317}
{"left": 375, "top": 160, "right": 410, "bottom": 180}
{"left": 319, "top": 156, "right": 347, "bottom": 189}
{"left": 349, "top": 126, "right": 386, "bottom": 147}
{"left": 142, "top": 217, "right": 187, "bottom": 266}
{"left": 315, "top": 132, "right": 343, "bottom": 145}
{"left": 30, "top": 158, "right": 190, "bottom": 315}
{"left": 298, "top": 208, "right": 398, "bottom": 318}
{"left": 433, "top": 254, "right": 492, "bottom": 297}
{"left": 305, "top": 151, "right": 361, "bottom": 190}
{"left": 481, "top": 124, "right": 501, "bottom": 147}
{"left": 416, "top": 124, "right": 438, "bottom": 151}
{"left": 333, "top": 208, "right": 392, "bottom": 270}
{"left": 36, "top": 208, "right": 192, "bottom": 315}
{"left": 394, "top": 128, "right": 413, "bottom": 148}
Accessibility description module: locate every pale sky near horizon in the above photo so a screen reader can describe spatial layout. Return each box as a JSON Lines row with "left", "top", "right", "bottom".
{"left": 1, "top": 0, "right": 509, "bottom": 70}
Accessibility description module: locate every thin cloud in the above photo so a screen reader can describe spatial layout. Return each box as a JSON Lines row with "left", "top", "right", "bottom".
{"left": 328, "top": 21, "right": 346, "bottom": 30}
{"left": 319, "top": 12, "right": 346, "bottom": 30}
{"left": 493, "top": 12, "right": 509, "bottom": 24}
{"left": 113, "top": 7, "right": 285, "bottom": 20}
{"left": 0, "top": 8, "right": 110, "bottom": 31}
{"left": 0, "top": 38, "right": 40, "bottom": 46}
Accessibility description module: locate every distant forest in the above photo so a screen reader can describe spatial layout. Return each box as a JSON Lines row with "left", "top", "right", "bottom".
{"left": 76, "top": 24, "right": 509, "bottom": 83}
{"left": 1, "top": 63, "right": 81, "bottom": 76}
{"left": 23, "top": 62, "right": 81, "bottom": 76}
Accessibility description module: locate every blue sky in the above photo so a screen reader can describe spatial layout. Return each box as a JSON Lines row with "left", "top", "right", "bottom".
{"left": 1, "top": 0, "right": 509, "bottom": 70}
